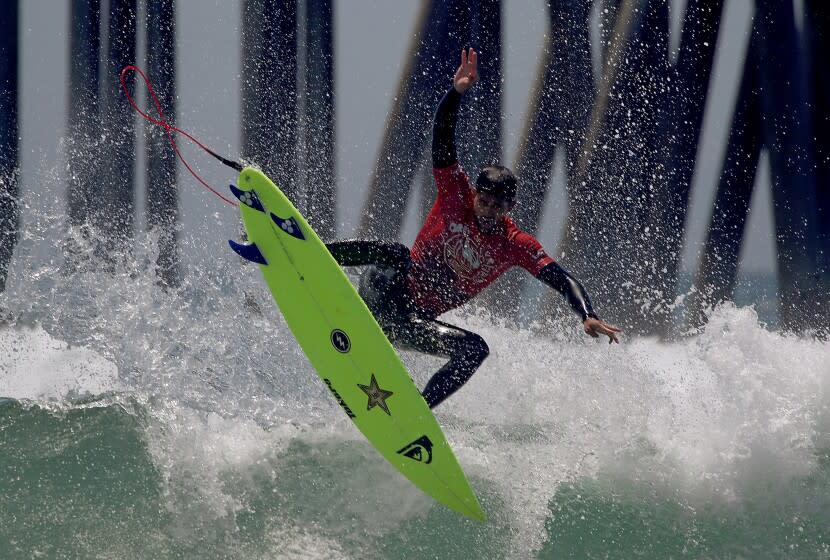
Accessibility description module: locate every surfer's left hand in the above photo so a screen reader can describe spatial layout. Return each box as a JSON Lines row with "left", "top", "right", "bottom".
{"left": 453, "top": 48, "right": 478, "bottom": 93}
{"left": 583, "top": 317, "right": 621, "bottom": 344}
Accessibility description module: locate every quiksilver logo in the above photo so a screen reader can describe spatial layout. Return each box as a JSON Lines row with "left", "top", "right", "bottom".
{"left": 324, "top": 378, "right": 356, "bottom": 419}
{"left": 397, "top": 435, "right": 433, "bottom": 464}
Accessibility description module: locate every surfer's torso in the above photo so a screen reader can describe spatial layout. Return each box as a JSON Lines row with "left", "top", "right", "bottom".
{"left": 407, "top": 162, "right": 554, "bottom": 319}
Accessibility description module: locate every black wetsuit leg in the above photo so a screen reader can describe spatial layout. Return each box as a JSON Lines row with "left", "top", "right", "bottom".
{"left": 326, "top": 240, "right": 411, "bottom": 274}
{"left": 386, "top": 316, "right": 489, "bottom": 409}
{"left": 326, "top": 239, "right": 489, "bottom": 409}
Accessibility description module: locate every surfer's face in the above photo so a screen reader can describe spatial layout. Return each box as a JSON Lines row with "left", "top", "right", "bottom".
{"left": 473, "top": 191, "right": 514, "bottom": 233}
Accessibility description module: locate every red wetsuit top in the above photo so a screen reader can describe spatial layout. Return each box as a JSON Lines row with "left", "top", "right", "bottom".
{"left": 407, "top": 162, "right": 555, "bottom": 319}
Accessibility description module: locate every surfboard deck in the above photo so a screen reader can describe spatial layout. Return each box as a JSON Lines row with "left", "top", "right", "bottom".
{"left": 230, "top": 167, "right": 484, "bottom": 521}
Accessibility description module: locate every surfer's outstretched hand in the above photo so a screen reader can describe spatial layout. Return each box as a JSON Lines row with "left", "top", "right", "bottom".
{"left": 453, "top": 48, "right": 478, "bottom": 94}
{"left": 583, "top": 317, "right": 621, "bottom": 344}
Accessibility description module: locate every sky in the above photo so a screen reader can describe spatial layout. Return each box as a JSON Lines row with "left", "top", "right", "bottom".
{"left": 15, "top": 0, "right": 776, "bottom": 274}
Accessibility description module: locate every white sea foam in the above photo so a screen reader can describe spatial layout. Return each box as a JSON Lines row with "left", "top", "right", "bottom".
{"left": 0, "top": 324, "right": 120, "bottom": 400}
{"left": 423, "top": 303, "right": 830, "bottom": 557}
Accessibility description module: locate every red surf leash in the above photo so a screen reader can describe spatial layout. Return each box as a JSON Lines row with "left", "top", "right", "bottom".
{"left": 120, "top": 65, "right": 241, "bottom": 207}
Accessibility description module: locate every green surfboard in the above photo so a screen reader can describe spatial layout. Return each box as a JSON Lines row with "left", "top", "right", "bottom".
{"left": 229, "top": 167, "right": 484, "bottom": 521}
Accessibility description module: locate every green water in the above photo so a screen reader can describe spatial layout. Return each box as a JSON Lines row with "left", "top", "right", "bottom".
{"left": 3, "top": 396, "right": 830, "bottom": 559}
{"left": 2, "top": 232, "right": 828, "bottom": 558}
{"left": 542, "top": 473, "right": 830, "bottom": 559}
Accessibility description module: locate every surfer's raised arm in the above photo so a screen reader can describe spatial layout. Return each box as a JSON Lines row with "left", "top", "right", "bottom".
{"left": 432, "top": 48, "right": 479, "bottom": 169}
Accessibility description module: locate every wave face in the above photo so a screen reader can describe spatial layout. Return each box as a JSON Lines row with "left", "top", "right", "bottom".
{"left": 2, "top": 200, "right": 830, "bottom": 559}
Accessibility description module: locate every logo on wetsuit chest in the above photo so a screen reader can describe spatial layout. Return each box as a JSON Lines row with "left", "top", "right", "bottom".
{"left": 443, "top": 222, "right": 496, "bottom": 283}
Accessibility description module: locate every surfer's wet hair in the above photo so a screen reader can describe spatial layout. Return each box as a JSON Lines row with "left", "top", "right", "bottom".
{"left": 475, "top": 165, "right": 517, "bottom": 201}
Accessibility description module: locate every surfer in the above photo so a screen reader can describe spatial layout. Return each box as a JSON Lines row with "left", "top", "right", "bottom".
{"left": 327, "top": 48, "right": 620, "bottom": 409}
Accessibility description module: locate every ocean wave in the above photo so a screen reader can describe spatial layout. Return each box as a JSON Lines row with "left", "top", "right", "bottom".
{"left": 1, "top": 210, "right": 829, "bottom": 558}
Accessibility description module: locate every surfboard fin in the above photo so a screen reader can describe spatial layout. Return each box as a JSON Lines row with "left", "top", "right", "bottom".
{"left": 228, "top": 239, "right": 268, "bottom": 265}
{"left": 271, "top": 212, "right": 306, "bottom": 241}
{"left": 229, "top": 184, "right": 265, "bottom": 212}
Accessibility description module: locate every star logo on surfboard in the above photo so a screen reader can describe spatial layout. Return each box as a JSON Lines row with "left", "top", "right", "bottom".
{"left": 357, "top": 374, "right": 394, "bottom": 415}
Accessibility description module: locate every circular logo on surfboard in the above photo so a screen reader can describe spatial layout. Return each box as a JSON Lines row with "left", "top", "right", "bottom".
{"left": 330, "top": 329, "right": 351, "bottom": 353}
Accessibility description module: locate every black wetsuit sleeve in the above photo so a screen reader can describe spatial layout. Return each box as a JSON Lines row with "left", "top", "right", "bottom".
{"left": 536, "top": 262, "right": 598, "bottom": 322}
{"left": 432, "top": 87, "right": 463, "bottom": 168}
